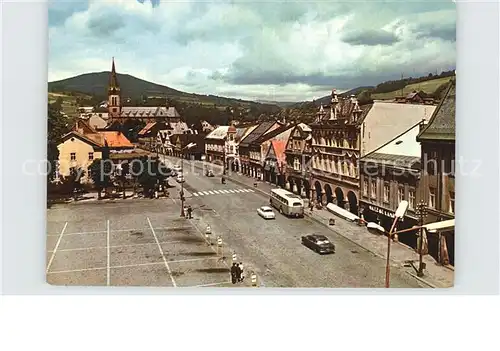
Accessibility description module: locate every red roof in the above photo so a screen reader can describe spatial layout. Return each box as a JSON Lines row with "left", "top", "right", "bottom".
{"left": 100, "top": 131, "right": 134, "bottom": 148}
{"left": 138, "top": 122, "right": 156, "bottom": 136}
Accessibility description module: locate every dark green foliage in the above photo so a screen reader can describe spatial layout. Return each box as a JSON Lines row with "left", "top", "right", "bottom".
{"left": 88, "top": 159, "right": 112, "bottom": 198}
{"left": 47, "top": 103, "right": 72, "bottom": 183}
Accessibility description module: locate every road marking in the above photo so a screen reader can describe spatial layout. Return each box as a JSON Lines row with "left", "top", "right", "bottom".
{"left": 107, "top": 220, "right": 110, "bottom": 286}
{"left": 208, "top": 190, "right": 215, "bottom": 195}
{"left": 47, "top": 240, "right": 186, "bottom": 253}
{"left": 243, "top": 189, "right": 251, "bottom": 193}
{"left": 193, "top": 193, "right": 199, "bottom": 197}
{"left": 185, "top": 281, "right": 231, "bottom": 288}
{"left": 203, "top": 191, "right": 210, "bottom": 195}
{"left": 47, "top": 226, "right": 192, "bottom": 236}
{"left": 46, "top": 222, "right": 68, "bottom": 273}
{"left": 212, "top": 190, "right": 221, "bottom": 194}
{"left": 229, "top": 190, "right": 235, "bottom": 193}
{"left": 47, "top": 257, "right": 220, "bottom": 275}
{"left": 249, "top": 189, "right": 255, "bottom": 192}
{"left": 147, "top": 217, "right": 177, "bottom": 287}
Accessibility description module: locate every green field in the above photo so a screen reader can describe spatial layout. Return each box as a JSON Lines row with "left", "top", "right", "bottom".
{"left": 48, "top": 92, "right": 84, "bottom": 118}
{"left": 371, "top": 76, "right": 452, "bottom": 100}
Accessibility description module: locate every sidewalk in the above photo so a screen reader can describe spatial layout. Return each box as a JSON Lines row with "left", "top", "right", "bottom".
{"left": 164, "top": 156, "right": 455, "bottom": 288}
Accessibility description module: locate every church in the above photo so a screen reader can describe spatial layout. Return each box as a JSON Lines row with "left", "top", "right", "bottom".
{"left": 106, "top": 58, "right": 183, "bottom": 124}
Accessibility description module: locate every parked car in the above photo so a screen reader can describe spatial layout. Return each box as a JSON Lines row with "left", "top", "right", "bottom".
{"left": 206, "top": 170, "right": 214, "bottom": 177}
{"left": 176, "top": 174, "right": 185, "bottom": 183}
{"left": 301, "top": 234, "right": 335, "bottom": 254}
{"left": 257, "top": 206, "right": 276, "bottom": 219}
{"left": 173, "top": 165, "right": 182, "bottom": 173}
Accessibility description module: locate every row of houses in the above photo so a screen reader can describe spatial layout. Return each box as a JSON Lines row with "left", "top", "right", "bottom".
{"left": 198, "top": 79, "right": 456, "bottom": 266}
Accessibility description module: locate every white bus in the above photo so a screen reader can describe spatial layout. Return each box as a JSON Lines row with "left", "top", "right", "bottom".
{"left": 269, "top": 188, "right": 304, "bottom": 217}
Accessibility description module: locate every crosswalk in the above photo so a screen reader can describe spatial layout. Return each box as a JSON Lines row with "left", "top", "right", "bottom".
{"left": 191, "top": 188, "right": 255, "bottom": 197}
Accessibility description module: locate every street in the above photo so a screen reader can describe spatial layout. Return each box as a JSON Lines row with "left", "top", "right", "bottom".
{"left": 161, "top": 155, "right": 425, "bottom": 288}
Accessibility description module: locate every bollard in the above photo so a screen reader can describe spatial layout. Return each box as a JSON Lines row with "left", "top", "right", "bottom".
{"left": 251, "top": 272, "right": 257, "bottom": 287}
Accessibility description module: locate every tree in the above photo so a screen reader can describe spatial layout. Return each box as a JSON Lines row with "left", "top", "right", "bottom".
{"left": 88, "top": 159, "right": 112, "bottom": 199}
{"left": 68, "top": 167, "right": 85, "bottom": 200}
{"left": 47, "top": 103, "right": 71, "bottom": 185}
{"left": 357, "top": 90, "right": 373, "bottom": 105}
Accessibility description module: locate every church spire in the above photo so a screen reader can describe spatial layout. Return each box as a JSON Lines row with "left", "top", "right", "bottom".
{"left": 109, "top": 57, "right": 119, "bottom": 90}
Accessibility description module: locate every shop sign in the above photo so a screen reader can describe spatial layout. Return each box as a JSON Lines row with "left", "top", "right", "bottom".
{"left": 368, "top": 205, "right": 396, "bottom": 219}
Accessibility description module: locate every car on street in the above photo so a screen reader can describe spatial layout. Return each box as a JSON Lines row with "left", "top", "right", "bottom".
{"left": 173, "top": 165, "right": 182, "bottom": 173}
{"left": 301, "top": 234, "right": 335, "bottom": 254}
{"left": 206, "top": 170, "right": 214, "bottom": 177}
{"left": 176, "top": 174, "right": 185, "bottom": 183}
{"left": 257, "top": 206, "right": 276, "bottom": 219}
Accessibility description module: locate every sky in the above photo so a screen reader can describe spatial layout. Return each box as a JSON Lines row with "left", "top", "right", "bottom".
{"left": 48, "top": 0, "right": 456, "bottom": 102}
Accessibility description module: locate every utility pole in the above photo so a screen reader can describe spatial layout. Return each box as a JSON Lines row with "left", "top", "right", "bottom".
{"left": 416, "top": 201, "right": 428, "bottom": 277}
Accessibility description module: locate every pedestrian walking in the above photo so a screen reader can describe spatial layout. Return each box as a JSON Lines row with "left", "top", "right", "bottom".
{"left": 230, "top": 263, "right": 238, "bottom": 284}
{"left": 187, "top": 205, "right": 193, "bottom": 219}
{"left": 238, "top": 262, "right": 244, "bottom": 282}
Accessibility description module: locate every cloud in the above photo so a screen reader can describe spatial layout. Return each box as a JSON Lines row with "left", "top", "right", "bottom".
{"left": 48, "top": 0, "right": 456, "bottom": 101}
{"left": 341, "top": 29, "right": 400, "bottom": 46}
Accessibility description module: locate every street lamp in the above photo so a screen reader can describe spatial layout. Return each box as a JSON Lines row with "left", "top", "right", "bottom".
{"left": 415, "top": 201, "right": 428, "bottom": 277}
{"left": 180, "top": 142, "right": 197, "bottom": 217}
{"left": 385, "top": 200, "right": 409, "bottom": 288}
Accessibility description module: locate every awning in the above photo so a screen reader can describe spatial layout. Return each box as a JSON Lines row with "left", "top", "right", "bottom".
{"left": 326, "top": 203, "right": 360, "bottom": 222}
{"left": 366, "top": 222, "right": 385, "bottom": 233}
{"left": 422, "top": 219, "right": 455, "bottom": 233}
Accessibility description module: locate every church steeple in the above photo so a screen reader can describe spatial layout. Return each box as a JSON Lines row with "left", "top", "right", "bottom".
{"left": 108, "top": 57, "right": 120, "bottom": 92}
{"left": 108, "top": 57, "right": 121, "bottom": 117}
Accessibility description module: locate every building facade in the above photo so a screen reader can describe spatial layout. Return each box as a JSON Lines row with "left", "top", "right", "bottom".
{"left": 57, "top": 120, "right": 136, "bottom": 183}
{"left": 309, "top": 91, "right": 370, "bottom": 214}
{"left": 359, "top": 121, "right": 425, "bottom": 249}
{"left": 263, "top": 140, "right": 287, "bottom": 187}
{"left": 239, "top": 121, "right": 281, "bottom": 179}
{"left": 416, "top": 79, "right": 456, "bottom": 266}
{"left": 284, "top": 123, "right": 313, "bottom": 198}
{"left": 205, "top": 126, "right": 229, "bottom": 165}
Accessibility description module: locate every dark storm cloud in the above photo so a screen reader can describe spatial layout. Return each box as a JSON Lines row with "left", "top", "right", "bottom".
{"left": 214, "top": 69, "right": 419, "bottom": 91}
{"left": 341, "top": 29, "right": 400, "bottom": 46}
{"left": 416, "top": 24, "right": 456, "bottom": 42}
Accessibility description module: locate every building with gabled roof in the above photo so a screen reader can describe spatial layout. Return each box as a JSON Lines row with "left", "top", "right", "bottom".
{"left": 263, "top": 139, "right": 288, "bottom": 186}
{"left": 57, "top": 120, "right": 138, "bottom": 183}
{"left": 416, "top": 78, "right": 455, "bottom": 266}
{"left": 284, "top": 123, "right": 313, "bottom": 197}
{"left": 238, "top": 121, "right": 282, "bottom": 178}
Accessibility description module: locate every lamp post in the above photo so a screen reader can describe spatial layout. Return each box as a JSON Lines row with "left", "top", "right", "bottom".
{"left": 223, "top": 142, "right": 227, "bottom": 176}
{"left": 180, "top": 142, "right": 197, "bottom": 217}
{"left": 385, "top": 200, "right": 409, "bottom": 288}
{"left": 416, "top": 201, "right": 428, "bottom": 277}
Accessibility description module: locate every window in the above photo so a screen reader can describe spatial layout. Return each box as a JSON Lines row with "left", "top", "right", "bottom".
{"left": 383, "top": 183, "right": 390, "bottom": 203}
{"left": 397, "top": 187, "right": 404, "bottom": 204}
{"left": 363, "top": 180, "right": 368, "bottom": 196}
{"left": 88, "top": 152, "right": 94, "bottom": 161}
{"left": 70, "top": 152, "right": 76, "bottom": 161}
{"left": 429, "top": 188, "right": 436, "bottom": 209}
{"left": 370, "top": 179, "right": 377, "bottom": 199}
{"left": 409, "top": 189, "right": 416, "bottom": 210}
{"left": 449, "top": 191, "right": 455, "bottom": 214}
